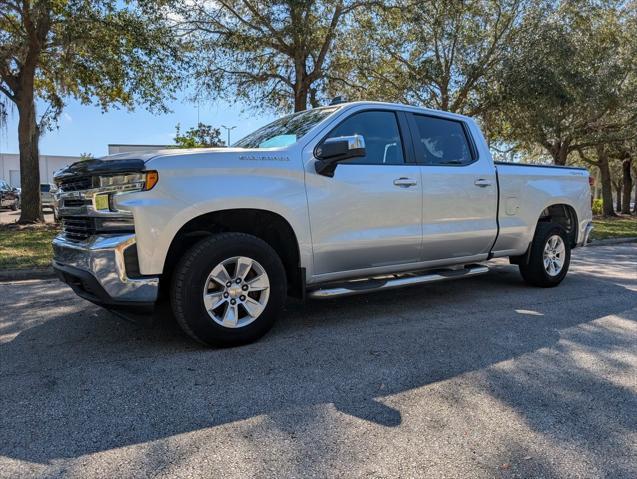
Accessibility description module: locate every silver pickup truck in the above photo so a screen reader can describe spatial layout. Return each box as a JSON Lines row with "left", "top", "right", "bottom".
{"left": 52, "top": 101, "right": 593, "bottom": 346}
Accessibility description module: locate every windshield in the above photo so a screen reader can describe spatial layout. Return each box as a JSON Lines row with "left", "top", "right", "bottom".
{"left": 234, "top": 107, "right": 340, "bottom": 148}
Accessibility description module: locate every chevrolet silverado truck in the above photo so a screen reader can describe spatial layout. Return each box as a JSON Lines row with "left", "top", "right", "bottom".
{"left": 52, "top": 101, "right": 593, "bottom": 346}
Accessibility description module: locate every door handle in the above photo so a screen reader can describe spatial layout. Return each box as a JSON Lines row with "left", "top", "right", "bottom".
{"left": 474, "top": 178, "right": 493, "bottom": 187}
{"left": 393, "top": 177, "right": 418, "bottom": 188}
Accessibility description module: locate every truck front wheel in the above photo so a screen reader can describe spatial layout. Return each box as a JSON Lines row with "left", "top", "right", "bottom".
{"left": 170, "top": 233, "right": 287, "bottom": 347}
{"left": 519, "top": 222, "right": 571, "bottom": 287}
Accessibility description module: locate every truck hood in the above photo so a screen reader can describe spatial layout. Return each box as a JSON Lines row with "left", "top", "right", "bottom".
{"left": 104, "top": 147, "right": 273, "bottom": 163}
{"left": 55, "top": 147, "right": 292, "bottom": 183}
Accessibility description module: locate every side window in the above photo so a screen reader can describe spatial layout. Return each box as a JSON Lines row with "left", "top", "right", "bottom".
{"left": 324, "top": 111, "right": 405, "bottom": 165}
{"left": 412, "top": 115, "right": 474, "bottom": 166}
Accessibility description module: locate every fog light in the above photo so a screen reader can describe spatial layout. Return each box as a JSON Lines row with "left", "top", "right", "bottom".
{"left": 94, "top": 194, "right": 110, "bottom": 211}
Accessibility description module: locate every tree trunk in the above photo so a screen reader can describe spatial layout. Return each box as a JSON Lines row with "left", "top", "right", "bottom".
{"left": 621, "top": 158, "right": 632, "bottom": 214}
{"left": 597, "top": 146, "right": 616, "bottom": 217}
{"left": 550, "top": 142, "right": 570, "bottom": 166}
{"left": 293, "top": 84, "right": 308, "bottom": 112}
{"left": 634, "top": 175, "right": 637, "bottom": 215}
{"left": 16, "top": 79, "right": 43, "bottom": 223}
{"left": 614, "top": 181, "right": 622, "bottom": 212}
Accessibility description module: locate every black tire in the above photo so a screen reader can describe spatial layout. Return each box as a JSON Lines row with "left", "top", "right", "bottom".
{"left": 170, "top": 232, "right": 287, "bottom": 347}
{"left": 10, "top": 200, "right": 18, "bottom": 211}
{"left": 519, "top": 222, "right": 571, "bottom": 287}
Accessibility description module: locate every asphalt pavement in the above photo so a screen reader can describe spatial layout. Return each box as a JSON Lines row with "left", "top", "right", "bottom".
{"left": 1, "top": 244, "right": 636, "bottom": 478}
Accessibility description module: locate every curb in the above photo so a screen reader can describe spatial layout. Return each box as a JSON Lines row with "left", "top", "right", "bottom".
{"left": 588, "top": 236, "right": 637, "bottom": 247}
{"left": 0, "top": 266, "right": 57, "bottom": 282}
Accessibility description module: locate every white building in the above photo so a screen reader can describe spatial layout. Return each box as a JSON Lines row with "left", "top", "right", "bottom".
{"left": 0, "top": 152, "right": 81, "bottom": 187}
{"left": 108, "top": 144, "right": 169, "bottom": 155}
{"left": 0, "top": 144, "right": 170, "bottom": 187}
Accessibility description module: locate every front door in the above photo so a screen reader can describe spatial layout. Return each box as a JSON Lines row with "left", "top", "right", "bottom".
{"left": 304, "top": 110, "right": 423, "bottom": 277}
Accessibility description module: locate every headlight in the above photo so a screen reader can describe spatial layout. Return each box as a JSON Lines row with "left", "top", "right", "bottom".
{"left": 94, "top": 171, "right": 158, "bottom": 212}
{"left": 98, "top": 171, "right": 159, "bottom": 192}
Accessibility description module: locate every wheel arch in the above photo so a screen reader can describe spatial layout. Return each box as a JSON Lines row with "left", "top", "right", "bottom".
{"left": 510, "top": 202, "right": 578, "bottom": 266}
{"left": 161, "top": 208, "right": 304, "bottom": 299}
{"left": 537, "top": 202, "right": 579, "bottom": 247}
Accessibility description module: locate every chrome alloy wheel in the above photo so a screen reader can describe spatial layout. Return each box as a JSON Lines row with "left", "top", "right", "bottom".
{"left": 202, "top": 256, "right": 270, "bottom": 328}
{"left": 543, "top": 234, "right": 566, "bottom": 277}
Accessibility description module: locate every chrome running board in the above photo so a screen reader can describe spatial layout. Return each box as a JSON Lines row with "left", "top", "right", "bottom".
{"left": 308, "top": 264, "right": 489, "bottom": 299}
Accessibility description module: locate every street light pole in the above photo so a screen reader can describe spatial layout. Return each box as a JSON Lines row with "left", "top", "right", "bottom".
{"left": 221, "top": 125, "right": 237, "bottom": 147}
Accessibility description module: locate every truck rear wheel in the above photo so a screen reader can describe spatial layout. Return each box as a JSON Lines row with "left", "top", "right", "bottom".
{"left": 170, "top": 233, "right": 287, "bottom": 347}
{"left": 519, "top": 222, "right": 571, "bottom": 287}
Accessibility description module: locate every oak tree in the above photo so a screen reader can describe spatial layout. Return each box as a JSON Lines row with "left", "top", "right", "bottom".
{"left": 180, "top": 0, "right": 371, "bottom": 113}
{"left": 174, "top": 123, "right": 225, "bottom": 148}
{"left": 0, "top": 0, "right": 183, "bottom": 222}
{"left": 329, "top": 0, "right": 524, "bottom": 122}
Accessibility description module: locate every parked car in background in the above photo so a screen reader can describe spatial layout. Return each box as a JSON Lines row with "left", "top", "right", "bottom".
{"left": 0, "top": 179, "right": 20, "bottom": 211}
{"left": 52, "top": 101, "right": 593, "bottom": 347}
{"left": 40, "top": 183, "right": 59, "bottom": 220}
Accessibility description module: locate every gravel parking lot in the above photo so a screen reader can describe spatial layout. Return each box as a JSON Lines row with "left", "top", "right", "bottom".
{"left": 1, "top": 244, "right": 636, "bottom": 478}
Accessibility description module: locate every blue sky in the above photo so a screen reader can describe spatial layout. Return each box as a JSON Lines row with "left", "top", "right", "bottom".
{"left": 0, "top": 94, "right": 277, "bottom": 157}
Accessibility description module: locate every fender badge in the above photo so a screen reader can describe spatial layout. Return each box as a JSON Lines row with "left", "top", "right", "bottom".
{"left": 239, "top": 155, "right": 289, "bottom": 162}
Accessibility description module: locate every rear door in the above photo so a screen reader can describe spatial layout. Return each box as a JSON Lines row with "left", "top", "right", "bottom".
{"left": 407, "top": 113, "right": 498, "bottom": 261}
{"left": 304, "top": 109, "right": 423, "bottom": 277}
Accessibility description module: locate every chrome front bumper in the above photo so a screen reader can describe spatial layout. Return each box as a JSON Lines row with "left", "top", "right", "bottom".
{"left": 52, "top": 233, "right": 159, "bottom": 309}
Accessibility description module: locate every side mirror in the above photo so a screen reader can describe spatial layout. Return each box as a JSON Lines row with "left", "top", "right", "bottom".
{"left": 314, "top": 134, "right": 366, "bottom": 177}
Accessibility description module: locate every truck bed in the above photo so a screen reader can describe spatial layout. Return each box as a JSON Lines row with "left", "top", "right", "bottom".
{"left": 492, "top": 161, "right": 592, "bottom": 256}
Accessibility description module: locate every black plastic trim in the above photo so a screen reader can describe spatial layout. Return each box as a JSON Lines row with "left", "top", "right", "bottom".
{"left": 53, "top": 262, "right": 155, "bottom": 313}
{"left": 396, "top": 111, "right": 417, "bottom": 164}
{"left": 123, "top": 244, "right": 142, "bottom": 278}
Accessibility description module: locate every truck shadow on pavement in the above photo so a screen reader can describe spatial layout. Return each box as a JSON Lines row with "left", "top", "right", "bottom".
{"left": 0, "top": 259, "right": 636, "bottom": 474}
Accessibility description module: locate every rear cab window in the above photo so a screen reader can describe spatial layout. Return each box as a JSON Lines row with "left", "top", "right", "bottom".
{"left": 410, "top": 114, "right": 475, "bottom": 166}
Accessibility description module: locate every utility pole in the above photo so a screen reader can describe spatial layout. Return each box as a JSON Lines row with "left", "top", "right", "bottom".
{"left": 221, "top": 125, "right": 237, "bottom": 147}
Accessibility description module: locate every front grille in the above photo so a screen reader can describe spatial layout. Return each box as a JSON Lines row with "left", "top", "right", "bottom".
{"left": 62, "top": 217, "right": 96, "bottom": 242}
{"left": 58, "top": 176, "right": 96, "bottom": 192}
{"left": 62, "top": 198, "right": 90, "bottom": 208}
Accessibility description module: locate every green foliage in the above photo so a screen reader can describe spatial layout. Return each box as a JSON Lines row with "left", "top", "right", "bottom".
{"left": 178, "top": 0, "right": 367, "bottom": 112}
{"left": 0, "top": 224, "right": 59, "bottom": 269}
{"left": 331, "top": 0, "right": 525, "bottom": 117}
{"left": 592, "top": 198, "right": 604, "bottom": 216}
{"left": 0, "top": 0, "right": 185, "bottom": 126}
{"left": 174, "top": 123, "right": 225, "bottom": 148}
{"left": 492, "top": 0, "right": 637, "bottom": 164}
{"left": 591, "top": 216, "right": 637, "bottom": 240}
{"left": 79, "top": 153, "right": 94, "bottom": 161}
{"left": 0, "top": 0, "right": 185, "bottom": 222}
